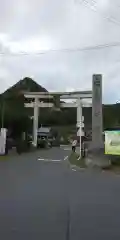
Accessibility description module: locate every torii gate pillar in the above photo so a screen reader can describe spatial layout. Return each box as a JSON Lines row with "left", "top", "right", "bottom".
{"left": 33, "top": 98, "right": 39, "bottom": 147}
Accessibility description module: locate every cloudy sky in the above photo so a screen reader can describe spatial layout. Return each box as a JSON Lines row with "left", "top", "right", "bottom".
{"left": 0, "top": 0, "right": 120, "bottom": 103}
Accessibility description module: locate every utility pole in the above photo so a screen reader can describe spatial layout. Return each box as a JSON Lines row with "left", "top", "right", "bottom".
{"left": 1, "top": 98, "right": 5, "bottom": 128}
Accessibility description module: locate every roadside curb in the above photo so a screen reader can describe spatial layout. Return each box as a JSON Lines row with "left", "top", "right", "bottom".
{"left": 67, "top": 160, "right": 86, "bottom": 171}
{"left": 71, "top": 165, "right": 86, "bottom": 171}
{"left": 68, "top": 156, "right": 120, "bottom": 175}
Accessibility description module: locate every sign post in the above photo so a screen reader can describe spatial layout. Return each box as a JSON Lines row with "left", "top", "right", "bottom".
{"left": 77, "top": 98, "right": 83, "bottom": 158}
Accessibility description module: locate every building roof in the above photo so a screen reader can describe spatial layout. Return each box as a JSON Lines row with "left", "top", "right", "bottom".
{"left": 38, "top": 127, "right": 50, "bottom": 133}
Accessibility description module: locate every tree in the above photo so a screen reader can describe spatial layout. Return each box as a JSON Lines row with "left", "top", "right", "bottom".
{"left": 0, "top": 93, "right": 31, "bottom": 137}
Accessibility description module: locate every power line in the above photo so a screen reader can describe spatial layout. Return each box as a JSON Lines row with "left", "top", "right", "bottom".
{"left": 77, "top": 0, "right": 120, "bottom": 27}
{"left": 112, "top": 1, "right": 120, "bottom": 9}
{"left": 1, "top": 41, "right": 120, "bottom": 56}
{"left": 0, "top": 1, "right": 119, "bottom": 57}
{"left": 91, "top": 0, "right": 120, "bottom": 16}
{"left": 89, "top": 0, "right": 120, "bottom": 26}
{"left": 82, "top": 0, "right": 120, "bottom": 26}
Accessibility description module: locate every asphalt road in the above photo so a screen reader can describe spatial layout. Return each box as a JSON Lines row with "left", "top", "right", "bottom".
{"left": 0, "top": 147, "right": 120, "bottom": 239}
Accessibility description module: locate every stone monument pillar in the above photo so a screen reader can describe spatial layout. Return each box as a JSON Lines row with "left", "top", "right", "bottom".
{"left": 92, "top": 74, "right": 103, "bottom": 148}
{"left": 87, "top": 74, "right": 110, "bottom": 167}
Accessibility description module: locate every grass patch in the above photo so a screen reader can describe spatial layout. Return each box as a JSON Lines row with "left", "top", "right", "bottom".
{"left": 69, "top": 152, "right": 86, "bottom": 168}
{"left": 110, "top": 157, "right": 120, "bottom": 173}
{"left": 0, "top": 155, "right": 8, "bottom": 160}
{"left": 99, "top": 157, "right": 120, "bottom": 173}
{"left": 111, "top": 158, "right": 120, "bottom": 166}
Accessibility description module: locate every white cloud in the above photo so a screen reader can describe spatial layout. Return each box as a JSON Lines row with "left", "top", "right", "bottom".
{"left": 0, "top": 0, "right": 120, "bottom": 103}
{"left": 9, "top": 36, "right": 53, "bottom": 53}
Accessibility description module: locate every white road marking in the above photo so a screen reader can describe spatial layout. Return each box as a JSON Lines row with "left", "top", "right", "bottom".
{"left": 38, "top": 158, "right": 61, "bottom": 162}
{"left": 64, "top": 156, "right": 68, "bottom": 161}
{"left": 60, "top": 145, "right": 69, "bottom": 148}
{"left": 72, "top": 169, "right": 77, "bottom": 172}
{"left": 64, "top": 148, "right": 71, "bottom": 151}
{"left": 51, "top": 160, "right": 61, "bottom": 162}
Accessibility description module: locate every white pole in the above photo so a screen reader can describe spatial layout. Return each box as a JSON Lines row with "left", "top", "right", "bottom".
{"left": 79, "top": 99, "right": 82, "bottom": 159}
{"left": 77, "top": 98, "right": 82, "bottom": 159}
{"left": 33, "top": 98, "right": 39, "bottom": 147}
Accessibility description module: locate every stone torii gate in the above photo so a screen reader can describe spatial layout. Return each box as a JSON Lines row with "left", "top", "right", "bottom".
{"left": 24, "top": 91, "right": 92, "bottom": 157}
{"left": 24, "top": 74, "right": 103, "bottom": 158}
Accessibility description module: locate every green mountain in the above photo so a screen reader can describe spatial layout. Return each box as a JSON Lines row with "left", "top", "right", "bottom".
{"left": 2, "top": 77, "right": 47, "bottom": 98}
{"left": 0, "top": 77, "right": 120, "bottom": 132}
{"left": 0, "top": 78, "right": 48, "bottom": 133}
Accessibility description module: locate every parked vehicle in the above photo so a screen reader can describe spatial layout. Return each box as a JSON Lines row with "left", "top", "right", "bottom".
{"left": 37, "top": 136, "right": 47, "bottom": 148}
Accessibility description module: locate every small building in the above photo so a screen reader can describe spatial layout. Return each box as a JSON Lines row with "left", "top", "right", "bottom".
{"left": 37, "top": 127, "right": 52, "bottom": 139}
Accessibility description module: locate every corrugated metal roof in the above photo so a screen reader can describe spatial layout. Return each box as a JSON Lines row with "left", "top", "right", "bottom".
{"left": 38, "top": 127, "right": 50, "bottom": 133}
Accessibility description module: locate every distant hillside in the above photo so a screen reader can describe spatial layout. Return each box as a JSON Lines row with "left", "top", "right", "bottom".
{"left": 2, "top": 77, "right": 47, "bottom": 98}
{"left": 0, "top": 77, "right": 48, "bottom": 130}
{"left": 1, "top": 77, "right": 120, "bottom": 131}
